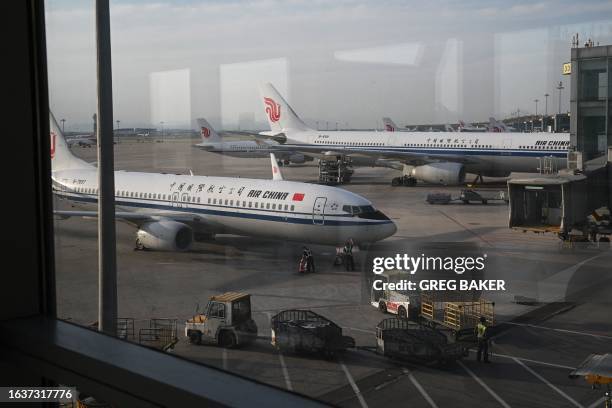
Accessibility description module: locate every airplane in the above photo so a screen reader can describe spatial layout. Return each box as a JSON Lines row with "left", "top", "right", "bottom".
{"left": 382, "top": 117, "right": 418, "bottom": 132}
{"left": 65, "top": 134, "right": 96, "bottom": 147}
{"left": 258, "top": 83, "right": 570, "bottom": 186}
{"left": 458, "top": 120, "right": 486, "bottom": 133}
{"left": 193, "top": 118, "right": 310, "bottom": 165}
{"left": 50, "top": 113, "right": 396, "bottom": 250}
{"left": 488, "top": 117, "right": 516, "bottom": 132}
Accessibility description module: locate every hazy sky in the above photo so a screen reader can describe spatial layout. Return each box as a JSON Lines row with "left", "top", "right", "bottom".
{"left": 45, "top": 0, "right": 612, "bottom": 131}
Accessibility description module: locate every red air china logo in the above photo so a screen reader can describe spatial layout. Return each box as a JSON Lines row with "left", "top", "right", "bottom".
{"left": 201, "top": 127, "right": 210, "bottom": 138}
{"left": 264, "top": 97, "right": 281, "bottom": 123}
{"left": 292, "top": 193, "right": 305, "bottom": 201}
{"left": 50, "top": 131, "right": 56, "bottom": 158}
{"left": 385, "top": 124, "right": 394, "bottom": 132}
{"left": 273, "top": 166, "right": 279, "bottom": 174}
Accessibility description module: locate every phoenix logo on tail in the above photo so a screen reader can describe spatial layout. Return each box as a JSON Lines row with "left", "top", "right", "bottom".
{"left": 264, "top": 97, "right": 281, "bottom": 123}
{"left": 201, "top": 127, "right": 210, "bottom": 138}
{"left": 50, "top": 131, "right": 57, "bottom": 158}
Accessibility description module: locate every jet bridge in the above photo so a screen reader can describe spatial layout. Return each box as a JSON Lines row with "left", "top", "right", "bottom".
{"left": 508, "top": 174, "right": 588, "bottom": 238}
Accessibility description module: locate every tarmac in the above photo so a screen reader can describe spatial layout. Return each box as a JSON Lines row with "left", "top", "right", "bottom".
{"left": 53, "top": 139, "right": 612, "bottom": 407}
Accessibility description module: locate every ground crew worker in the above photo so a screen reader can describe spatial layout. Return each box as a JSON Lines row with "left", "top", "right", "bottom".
{"left": 302, "top": 246, "right": 315, "bottom": 273}
{"left": 343, "top": 239, "right": 355, "bottom": 271}
{"left": 476, "top": 316, "right": 490, "bottom": 363}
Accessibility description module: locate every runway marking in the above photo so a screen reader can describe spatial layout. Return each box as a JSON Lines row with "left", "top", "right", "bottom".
{"left": 588, "top": 397, "right": 605, "bottom": 408}
{"left": 265, "top": 311, "right": 293, "bottom": 392}
{"left": 222, "top": 348, "right": 228, "bottom": 371}
{"left": 278, "top": 353, "right": 293, "bottom": 392}
{"left": 504, "top": 321, "right": 612, "bottom": 340}
{"left": 339, "top": 360, "right": 369, "bottom": 408}
{"left": 457, "top": 360, "right": 511, "bottom": 408}
{"left": 403, "top": 368, "right": 438, "bottom": 408}
{"left": 512, "top": 357, "right": 584, "bottom": 408}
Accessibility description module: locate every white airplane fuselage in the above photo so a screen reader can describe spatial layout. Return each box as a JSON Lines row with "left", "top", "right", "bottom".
{"left": 195, "top": 140, "right": 282, "bottom": 158}
{"left": 53, "top": 168, "right": 396, "bottom": 245}
{"left": 283, "top": 130, "right": 569, "bottom": 177}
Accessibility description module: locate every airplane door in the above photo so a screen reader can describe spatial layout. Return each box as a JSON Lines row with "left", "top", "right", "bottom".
{"left": 171, "top": 192, "right": 180, "bottom": 208}
{"left": 313, "top": 197, "right": 326, "bottom": 225}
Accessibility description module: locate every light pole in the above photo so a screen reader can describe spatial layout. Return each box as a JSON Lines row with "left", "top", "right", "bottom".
{"left": 60, "top": 118, "right": 66, "bottom": 133}
{"left": 336, "top": 121, "right": 338, "bottom": 131}
{"left": 116, "top": 120, "right": 120, "bottom": 130}
{"left": 556, "top": 81, "right": 564, "bottom": 114}
{"left": 534, "top": 99, "right": 539, "bottom": 116}
{"left": 544, "top": 93, "right": 549, "bottom": 116}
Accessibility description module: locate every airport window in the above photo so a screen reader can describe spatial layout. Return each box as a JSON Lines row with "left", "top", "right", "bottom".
{"left": 43, "top": 2, "right": 607, "bottom": 406}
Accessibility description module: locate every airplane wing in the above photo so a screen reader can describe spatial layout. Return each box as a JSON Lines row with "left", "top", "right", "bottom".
{"left": 54, "top": 210, "right": 208, "bottom": 227}
{"left": 272, "top": 144, "right": 479, "bottom": 165}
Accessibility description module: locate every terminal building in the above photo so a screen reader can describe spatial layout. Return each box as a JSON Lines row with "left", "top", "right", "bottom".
{"left": 508, "top": 43, "right": 612, "bottom": 243}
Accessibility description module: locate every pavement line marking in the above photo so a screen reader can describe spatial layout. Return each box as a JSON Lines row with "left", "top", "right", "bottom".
{"left": 504, "top": 321, "right": 612, "bottom": 340}
{"left": 403, "top": 368, "right": 439, "bottom": 408}
{"left": 469, "top": 349, "right": 576, "bottom": 370}
{"left": 512, "top": 357, "right": 584, "bottom": 408}
{"left": 588, "top": 397, "right": 605, "bottom": 408}
{"left": 264, "top": 311, "right": 293, "bottom": 392}
{"left": 222, "top": 348, "right": 228, "bottom": 371}
{"left": 344, "top": 326, "right": 376, "bottom": 334}
{"left": 278, "top": 353, "right": 293, "bottom": 392}
{"left": 339, "top": 360, "right": 369, "bottom": 408}
{"left": 457, "top": 360, "right": 511, "bottom": 408}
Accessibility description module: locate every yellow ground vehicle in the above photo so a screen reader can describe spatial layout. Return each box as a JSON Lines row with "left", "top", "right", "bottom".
{"left": 420, "top": 292, "right": 495, "bottom": 337}
{"left": 185, "top": 292, "right": 258, "bottom": 348}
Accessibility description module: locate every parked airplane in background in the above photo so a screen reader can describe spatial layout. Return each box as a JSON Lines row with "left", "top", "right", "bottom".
{"left": 51, "top": 113, "right": 395, "bottom": 250}
{"left": 258, "top": 83, "right": 570, "bottom": 186}
{"left": 66, "top": 134, "right": 96, "bottom": 147}
{"left": 383, "top": 117, "right": 417, "bottom": 132}
{"left": 458, "top": 120, "right": 486, "bottom": 132}
{"left": 194, "top": 118, "right": 310, "bottom": 165}
{"left": 488, "top": 117, "right": 516, "bottom": 132}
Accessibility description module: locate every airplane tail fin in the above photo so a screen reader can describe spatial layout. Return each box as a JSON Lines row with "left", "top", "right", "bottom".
{"left": 382, "top": 117, "right": 397, "bottom": 132}
{"left": 50, "top": 112, "right": 92, "bottom": 171}
{"left": 270, "top": 153, "right": 284, "bottom": 181}
{"left": 259, "top": 83, "right": 311, "bottom": 132}
{"left": 196, "top": 118, "right": 221, "bottom": 143}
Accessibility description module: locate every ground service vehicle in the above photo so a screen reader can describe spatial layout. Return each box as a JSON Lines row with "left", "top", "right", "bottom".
{"left": 376, "top": 318, "right": 468, "bottom": 365}
{"left": 185, "top": 292, "right": 258, "bottom": 348}
{"left": 420, "top": 292, "right": 495, "bottom": 337}
{"left": 271, "top": 309, "right": 355, "bottom": 357}
{"left": 460, "top": 189, "right": 508, "bottom": 204}
{"left": 371, "top": 270, "right": 419, "bottom": 319}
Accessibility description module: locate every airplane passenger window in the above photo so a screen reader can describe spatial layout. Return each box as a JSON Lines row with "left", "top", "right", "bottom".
{"left": 266, "top": 203, "right": 270, "bottom": 209}
{"left": 290, "top": 205, "right": 295, "bottom": 211}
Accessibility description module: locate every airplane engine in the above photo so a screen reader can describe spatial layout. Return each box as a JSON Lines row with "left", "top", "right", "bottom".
{"left": 412, "top": 162, "right": 465, "bottom": 185}
{"left": 289, "top": 153, "right": 306, "bottom": 164}
{"left": 137, "top": 220, "right": 193, "bottom": 251}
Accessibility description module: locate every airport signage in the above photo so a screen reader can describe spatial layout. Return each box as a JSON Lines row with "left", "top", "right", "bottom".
{"left": 563, "top": 62, "right": 572, "bottom": 75}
